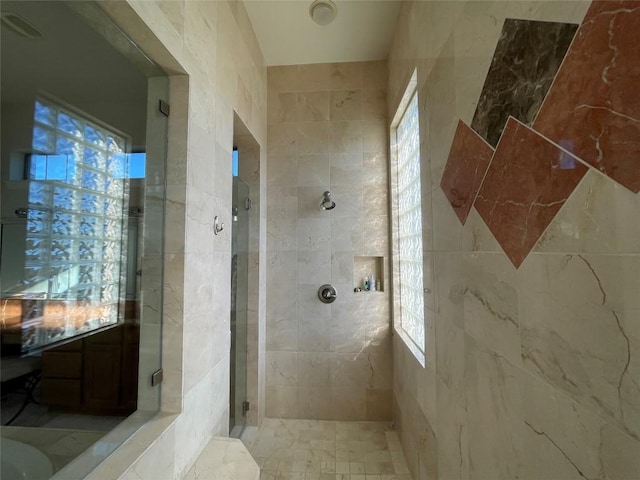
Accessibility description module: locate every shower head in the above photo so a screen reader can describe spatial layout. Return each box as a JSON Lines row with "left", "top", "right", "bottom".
{"left": 320, "top": 191, "right": 336, "bottom": 210}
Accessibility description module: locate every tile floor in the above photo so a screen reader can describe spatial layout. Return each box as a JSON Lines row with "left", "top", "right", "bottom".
{"left": 246, "top": 419, "right": 412, "bottom": 480}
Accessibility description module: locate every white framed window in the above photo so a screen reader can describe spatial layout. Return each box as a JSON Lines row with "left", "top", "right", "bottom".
{"left": 390, "top": 71, "right": 425, "bottom": 365}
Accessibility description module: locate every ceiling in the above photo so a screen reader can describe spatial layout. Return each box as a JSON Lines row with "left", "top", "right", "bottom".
{"left": 244, "top": 0, "right": 402, "bottom": 66}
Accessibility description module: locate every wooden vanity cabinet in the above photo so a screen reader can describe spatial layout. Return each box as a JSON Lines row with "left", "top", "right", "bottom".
{"left": 40, "top": 323, "right": 139, "bottom": 415}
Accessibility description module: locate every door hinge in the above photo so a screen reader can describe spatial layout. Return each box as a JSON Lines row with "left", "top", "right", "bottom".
{"left": 242, "top": 401, "right": 250, "bottom": 417}
{"left": 158, "top": 100, "right": 170, "bottom": 117}
{"left": 151, "top": 368, "right": 163, "bottom": 386}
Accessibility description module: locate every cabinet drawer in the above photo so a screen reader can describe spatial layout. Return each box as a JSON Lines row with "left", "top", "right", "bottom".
{"left": 40, "top": 378, "right": 81, "bottom": 406}
{"left": 41, "top": 351, "right": 82, "bottom": 378}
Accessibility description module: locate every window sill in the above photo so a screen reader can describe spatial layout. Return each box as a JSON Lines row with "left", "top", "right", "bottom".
{"left": 393, "top": 323, "right": 425, "bottom": 367}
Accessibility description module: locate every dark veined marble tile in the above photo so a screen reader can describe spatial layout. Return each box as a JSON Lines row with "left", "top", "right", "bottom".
{"left": 533, "top": 0, "right": 640, "bottom": 193}
{"left": 440, "top": 120, "right": 494, "bottom": 225}
{"left": 471, "top": 18, "right": 578, "bottom": 147}
{"left": 474, "top": 117, "right": 588, "bottom": 268}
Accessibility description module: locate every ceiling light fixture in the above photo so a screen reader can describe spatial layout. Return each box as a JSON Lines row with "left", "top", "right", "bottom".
{"left": 309, "top": 0, "right": 337, "bottom": 26}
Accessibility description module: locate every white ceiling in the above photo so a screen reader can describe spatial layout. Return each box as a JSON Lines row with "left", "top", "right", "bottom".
{"left": 244, "top": 0, "right": 402, "bottom": 66}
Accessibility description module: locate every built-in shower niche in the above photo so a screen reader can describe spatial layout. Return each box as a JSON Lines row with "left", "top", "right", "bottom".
{"left": 353, "top": 256, "right": 384, "bottom": 292}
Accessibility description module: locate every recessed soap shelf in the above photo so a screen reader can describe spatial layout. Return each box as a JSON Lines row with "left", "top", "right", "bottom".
{"left": 353, "top": 255, "right": 384, "bottom": 292}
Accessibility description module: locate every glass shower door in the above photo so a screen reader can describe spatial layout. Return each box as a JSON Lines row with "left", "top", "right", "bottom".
{"left": 229, "top": 176, "right": 249, "bottom": 436}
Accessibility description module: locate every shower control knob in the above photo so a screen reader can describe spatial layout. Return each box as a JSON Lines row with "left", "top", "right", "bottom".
{"left": 318, "top": 284, "right": 337, "bottom": 304}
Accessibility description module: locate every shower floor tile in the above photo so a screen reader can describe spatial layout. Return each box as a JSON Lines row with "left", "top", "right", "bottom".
{"left": 247, "top": 419, "right": 412, "bottom": 480}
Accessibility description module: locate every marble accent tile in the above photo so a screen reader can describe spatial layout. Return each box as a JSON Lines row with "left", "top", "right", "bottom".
{"left": 521, "top": 369, "right": 640, "bottom": 480}
{"left": 519, "top": 253, "right": 640, "bottom": 440}
{"left": 440, "top": 120, "right": 494, "bottom": 224}
{"left": 474, "top": 117, "right": 588, "bottom": 268}
{"left": 471, "top": 18, "right": 578, "bottom": 147}
{"left": 533, "top": 0, "right": 640, "bottom": 193}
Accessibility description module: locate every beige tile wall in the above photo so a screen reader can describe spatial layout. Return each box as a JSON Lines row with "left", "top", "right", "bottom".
{"left": 266, "top": 61, "right": 393, "bottom": 421}
{"left": 387, "top": 1, "right": 639, "bottom": 479}
{"left": 84, "top": 0, "right": 268, "bottom": 478}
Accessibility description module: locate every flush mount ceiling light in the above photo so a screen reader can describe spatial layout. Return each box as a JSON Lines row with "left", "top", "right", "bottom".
{"left": 309, "top": 0, "right": 337, "bottom": 26}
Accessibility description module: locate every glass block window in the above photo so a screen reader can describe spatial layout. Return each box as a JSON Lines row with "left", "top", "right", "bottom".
{"left": 21, "top": 97, "right": 129, "bottom": 351}
{"left": 392, "top": 88, "right": 425, "bottom": 358}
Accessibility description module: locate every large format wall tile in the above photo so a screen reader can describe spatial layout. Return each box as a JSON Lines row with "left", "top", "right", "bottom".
{"left": 266, "top": 61, "right": 391, "bottom": 421}
{"left": 462, "top": 253, "right": 521, "bottom": 365}
{"left": 519, "top": 254, "right": 640, "bottom": 440}
{"left": 474, "top": 117, "right": 588, "bottom": 268}
{"left": 465, "top": 335, "right": 523, "bottom": 479}
{"left": 534, "top": 0, "right": 640, "bottom": 193}
{"left": 521, "top": 369, "right": 640, "bottom": 480}
{"left": 471, "top": 18, "right": 578, "bottom": 147}
{"left": 440, "top": 120, "right": 494, "bottom": 224}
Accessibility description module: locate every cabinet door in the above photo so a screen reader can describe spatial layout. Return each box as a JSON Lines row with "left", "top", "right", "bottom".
{"left": 121, "top": 325, "right": 140, "bottom": 410}
{"left": 82, "top": 343, "right": 122, "bottom": 409}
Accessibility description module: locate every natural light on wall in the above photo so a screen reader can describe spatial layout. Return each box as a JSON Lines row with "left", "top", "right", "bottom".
{"left": 390, "top": 70, "right": 425, "bottom": 365}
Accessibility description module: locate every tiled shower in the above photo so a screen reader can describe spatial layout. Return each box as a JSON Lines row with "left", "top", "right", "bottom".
{"left": 266, "top": 61, "right": 393, "bottom": 421}
{"left": 7, "top": 0, "right": 633, "bottom": 478}
{"left": 263, "top": 1, "right": 639, "bottom": 479}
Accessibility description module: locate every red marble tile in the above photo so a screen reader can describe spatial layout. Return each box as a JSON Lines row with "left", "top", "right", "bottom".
{"left": 441, "top": 120, "right": 494, "bottom": 224}
{"left": 474, "top": 117, "right": 588, "bottom": 268}
{"left": 533, "top": 0, "right": 640, "bottom": 193}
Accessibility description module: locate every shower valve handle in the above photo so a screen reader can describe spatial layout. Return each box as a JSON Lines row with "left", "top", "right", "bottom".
{"left": 318, "top": 284, "right": 337, "bottom": 304}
